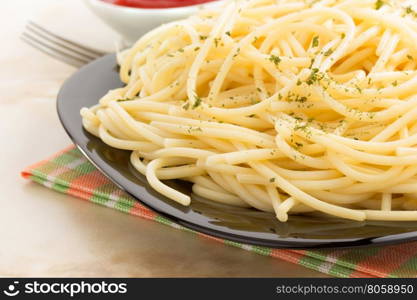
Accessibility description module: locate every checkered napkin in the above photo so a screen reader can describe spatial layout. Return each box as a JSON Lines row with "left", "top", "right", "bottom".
{"left": 21, "top": 146, "right": 417, "bottom": 278}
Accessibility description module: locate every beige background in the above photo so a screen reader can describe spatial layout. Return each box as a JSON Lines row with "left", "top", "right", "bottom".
{"left": 0, "top": 0, "right": 326, "bottom": 277}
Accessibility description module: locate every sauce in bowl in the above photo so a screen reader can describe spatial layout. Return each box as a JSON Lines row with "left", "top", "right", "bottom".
{"left": 101, "top": 0, "right": 218, "bottom": 9}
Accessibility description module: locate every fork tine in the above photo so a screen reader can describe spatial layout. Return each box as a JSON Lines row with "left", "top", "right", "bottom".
{"left": 21, "top": 36, "right": 85, "bottom": 68}
{"left": 21, "top": 33, "right": 90, "bottom": 68}
{"left": 27, "top": 21, "right": 107, "bottom": 57}
{"left": 25, "top": 24, "right": 99, "bottom": 62}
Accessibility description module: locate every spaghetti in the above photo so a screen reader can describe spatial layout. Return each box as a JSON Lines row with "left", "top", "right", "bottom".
{"left": 81, "top": 0, "right": 417, "bottom": 222}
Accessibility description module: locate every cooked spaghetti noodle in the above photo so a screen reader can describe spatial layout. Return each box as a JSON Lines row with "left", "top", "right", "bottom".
{"left": 81, "top": 0, "right": 417, "bottom": 222}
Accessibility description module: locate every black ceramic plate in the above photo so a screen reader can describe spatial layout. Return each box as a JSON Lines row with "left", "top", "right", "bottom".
{"left": 57, "top": 54, "right": 417, "bottom": 249}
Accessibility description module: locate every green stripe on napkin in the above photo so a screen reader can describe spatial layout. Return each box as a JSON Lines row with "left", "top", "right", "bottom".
{"left": 21, "top": 146, "right": 417, "bottom": 278}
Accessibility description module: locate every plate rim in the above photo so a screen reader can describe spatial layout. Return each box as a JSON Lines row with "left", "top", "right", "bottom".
{"left": 56, "top": 54, "right": 417, "bottom": 249}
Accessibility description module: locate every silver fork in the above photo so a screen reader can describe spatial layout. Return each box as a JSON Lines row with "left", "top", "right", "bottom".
{"left": 21, "top": 21, "right": 108, "bottom": 68}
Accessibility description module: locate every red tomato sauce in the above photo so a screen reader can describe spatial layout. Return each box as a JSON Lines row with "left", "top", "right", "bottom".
{"left": 101, "top": 0, "right": 217, "bottom": 9}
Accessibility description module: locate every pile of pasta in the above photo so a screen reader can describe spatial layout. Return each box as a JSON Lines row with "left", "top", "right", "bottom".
{"left": 81, "top": 0, "right": 417, "bottom": 222}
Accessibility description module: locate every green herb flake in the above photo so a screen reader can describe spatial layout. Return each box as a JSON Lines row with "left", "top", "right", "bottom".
{"left": 192, "top": 95, "right": 202, "bottom": 109}
{"left": 294, "top": 124, "right": 308, "bottom": 131}
{"left": 233, "top": 48, "right": 241, "bottom": 58}
{"left": 405, "top": 6, "right": 417, "bottom": 17}
{"left": 295, "top": 95, "right": 307, "bottom": 103}
{"left": 182, "top": 102, "right": 190, "bottom": 110}
{"left": 406, "top": 6, "right": 412, "bottom": 14}
{"left": 269, "top": 54, "right": 281, "bottom": 67}
{"left": 375, "top": 0, "right": 386, "bottom": 10}
{"left": 312, "top": 36, "right": 319, "bottom": 48}
{"left": 323, "top": 48, "right": 334, "bottom": 56}
{"left": 306, "top": 68, "right": 324, "bottom": 85}
{"left": 307, "top": 59, "right": 315, "bottom": 70}
{"left": 269, "top": 178, "right": 276, "bottom": 183}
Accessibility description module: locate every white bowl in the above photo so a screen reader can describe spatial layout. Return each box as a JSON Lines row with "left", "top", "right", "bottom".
{"left": 83, "top": 0, "right": 222, "bottom": 45}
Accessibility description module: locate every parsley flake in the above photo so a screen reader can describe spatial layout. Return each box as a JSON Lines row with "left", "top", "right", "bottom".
{"left": 375, "top": 0, "right": 386, "bottom": 10}
{"left": 323, "top": 48, "right": 334, "bottom": 56}
{"left": 192, "top": 95, "right": 202, "bottom": 109}
{"left": 269, "top": 54, "right": 281, "bottom": 67}
{"left": 312, "top": 36, "right": 319, "bottom": 48}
